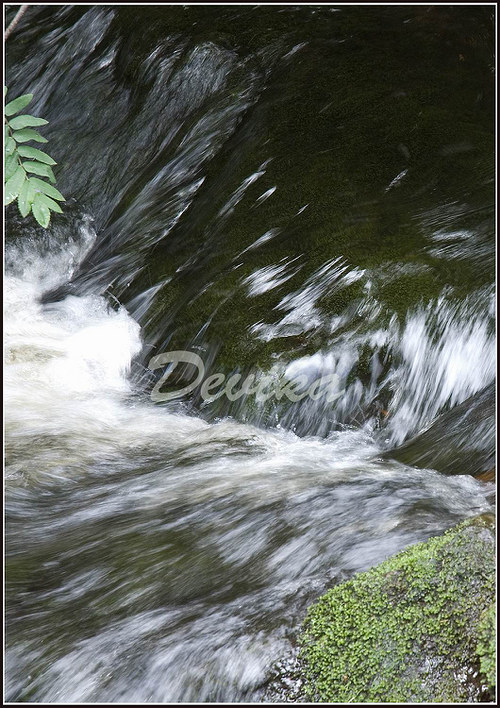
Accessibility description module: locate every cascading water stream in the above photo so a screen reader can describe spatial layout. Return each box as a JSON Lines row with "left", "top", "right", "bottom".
{"left": 5, "top": 5, "right": 495, "bottom": 702}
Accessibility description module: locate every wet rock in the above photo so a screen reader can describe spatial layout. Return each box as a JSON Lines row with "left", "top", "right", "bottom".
{"left": 387, "top": 383, "right": 495, "bottom": 479}
{"left": 296, "top": 514, "right": 495, "bottom": 702}
{"left": 263, "top": 653, "right": 309, "bottom": 703}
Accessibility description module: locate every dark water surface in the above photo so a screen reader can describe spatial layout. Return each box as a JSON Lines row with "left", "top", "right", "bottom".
{"left": 5, "top": 5, "right": 495, "bottom": 702}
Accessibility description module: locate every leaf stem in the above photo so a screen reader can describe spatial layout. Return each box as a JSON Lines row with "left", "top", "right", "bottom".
{"left": 5, "top": 119, "right": 26, "bottom": 176}
{"left": 5, "top": 5, "right": 29, "bottom": 41}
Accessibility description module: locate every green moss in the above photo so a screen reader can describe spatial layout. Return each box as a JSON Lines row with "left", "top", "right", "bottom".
{"left": 299, "top": 514, "right": 496, "bottom": 702}
{"left": 377, "top": 268, "right": 442, "bottom": 316}
{"left": 477, "top": 602, "right": 496, "bottom": 692}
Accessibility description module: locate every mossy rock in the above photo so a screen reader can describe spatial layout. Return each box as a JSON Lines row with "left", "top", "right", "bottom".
{"left": 299, "top": 514, "right": 495, "bottom": 702}
{"left": 476, "top": 602, "right": 496, "bottom": 693}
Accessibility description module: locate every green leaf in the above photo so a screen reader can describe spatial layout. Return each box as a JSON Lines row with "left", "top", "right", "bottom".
{"left": 17, "top": 145, "right": 56, "bottom": 165}
{"left": 5, "top": 153, "right": 18, "bottom": 181}
{"left": 8, "top": 114, "right": 49, "bottom": 130}
{"left": 12, "top": 128, "right": 48, "bottom": 144}
{"left": 5, "top": 137, "right": 16, "bottom": 156}
{"left": 29, "top": 176, "right": 65, "bottom": 201}
{"left": 32, "top": 192, "right": 51, "bottom": 227}
{"left": 18, "top": 178, "right": 35, "bottom": 217}
{"left": 37, "top": 192, "right": 63, "bottom": 214}
{"left": 5, "top": 165, "right": 26, "bottom": 205}
{"left": 5, "top": 93, "right": 33, "bottom": 117}
{"left": 4, "top": 86, "right": 7, "bottom": 98}
{"left": 23, "top": 161, "right": 56, "bottom": 183}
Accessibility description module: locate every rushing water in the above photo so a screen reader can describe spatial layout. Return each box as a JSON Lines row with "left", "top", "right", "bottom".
{"left": 5, "top": 5, "right": 495, "bottom": 702}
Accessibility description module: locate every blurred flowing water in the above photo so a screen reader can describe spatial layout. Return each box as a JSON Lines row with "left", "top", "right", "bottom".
{"left": 5, "top": 5, "right": 495, "bottom": 702}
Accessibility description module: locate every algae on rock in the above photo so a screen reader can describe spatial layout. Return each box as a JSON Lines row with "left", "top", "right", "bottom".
{"left": 299, "top": 514, "right": 495, "bottom": 703}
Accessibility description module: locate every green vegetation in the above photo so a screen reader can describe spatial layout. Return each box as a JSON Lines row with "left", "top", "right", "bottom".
{"left": 4, "top": 87, "right": 64, "bottom": 227}
{"left": 477, "top": 602, "right": 496, "bottom": 693}
{"left": 299, "top": 514, "right": 495, "bottom": 702}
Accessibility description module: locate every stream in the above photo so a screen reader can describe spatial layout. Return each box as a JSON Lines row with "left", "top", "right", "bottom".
{"left": 5, "top": 5, "right": 495, "bottom": 702}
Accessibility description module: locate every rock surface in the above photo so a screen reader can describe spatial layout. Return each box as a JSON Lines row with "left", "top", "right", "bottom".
{"left": 297, "top": 514, "right": 495, "bottom": 702}
{"left": 388, "top": 383, "right": 495, "bottom": 479}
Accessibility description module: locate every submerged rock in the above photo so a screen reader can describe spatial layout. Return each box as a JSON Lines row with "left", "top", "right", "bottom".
{"left": 297, "top": 514, "right": 495, "bottom": 703}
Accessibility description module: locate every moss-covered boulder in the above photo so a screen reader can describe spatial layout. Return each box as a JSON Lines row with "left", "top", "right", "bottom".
{"left": 299, "top": 514, "right": 495, "bottom": 703}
